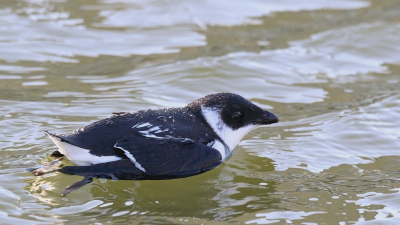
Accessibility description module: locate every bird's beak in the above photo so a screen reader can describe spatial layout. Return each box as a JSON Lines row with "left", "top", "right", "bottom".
{"left": 253, "top": 110, "right": 279, "bottom": 125}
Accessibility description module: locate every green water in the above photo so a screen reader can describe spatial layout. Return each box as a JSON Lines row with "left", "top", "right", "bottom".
{"left": 1, "top": 0, "right": 400, "bottom": 224}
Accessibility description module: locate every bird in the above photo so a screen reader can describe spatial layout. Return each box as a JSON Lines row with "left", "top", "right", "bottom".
{"left": 31, "top": 93, "right": 279, "bottom": 196}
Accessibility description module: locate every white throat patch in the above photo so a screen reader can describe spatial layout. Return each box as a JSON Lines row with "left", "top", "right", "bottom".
{"left": 201, "top": 106, "right": 259, "bottom": 160}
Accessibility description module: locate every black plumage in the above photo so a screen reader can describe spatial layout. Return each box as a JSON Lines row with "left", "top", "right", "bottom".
{"left": 32, "top": 93, "right": 279, "bottom": 196}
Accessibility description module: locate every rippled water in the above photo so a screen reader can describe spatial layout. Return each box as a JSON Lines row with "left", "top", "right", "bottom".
{"left": 1, "top": 0, "right": 400, "bottom": 224}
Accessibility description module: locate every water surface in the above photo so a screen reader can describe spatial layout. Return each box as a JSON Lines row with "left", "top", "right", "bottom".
{"left": 1, "top": 0, "right": 400, "bottom": 224}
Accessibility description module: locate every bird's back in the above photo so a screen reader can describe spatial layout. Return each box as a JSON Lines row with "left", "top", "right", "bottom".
{"left": 58, "top": 107, "right": 219, "bottom": 157}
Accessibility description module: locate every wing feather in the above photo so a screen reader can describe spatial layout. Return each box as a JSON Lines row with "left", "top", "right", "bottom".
{"left": 115, "top": 133, "right": 222, "bottom": 176}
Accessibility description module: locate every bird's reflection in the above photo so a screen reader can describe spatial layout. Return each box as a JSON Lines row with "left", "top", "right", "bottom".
{"left": 24, "top": 148, "right": 278, "bottom": 221}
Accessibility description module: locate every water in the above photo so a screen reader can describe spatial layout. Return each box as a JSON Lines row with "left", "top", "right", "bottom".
{"left": 1, "top": 0, "right": 400, "bottom": 224}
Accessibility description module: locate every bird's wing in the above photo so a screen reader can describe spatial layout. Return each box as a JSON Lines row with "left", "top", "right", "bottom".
{"left": 114, "top": 133, "right": 222, "bottom": 177}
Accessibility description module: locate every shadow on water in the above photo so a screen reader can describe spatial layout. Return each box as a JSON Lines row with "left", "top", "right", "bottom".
{"left": 20, "top": 150, "right": 279, "bottom": 223}
{"left": 17, "top": 153, "right": 400, "bottom": 224}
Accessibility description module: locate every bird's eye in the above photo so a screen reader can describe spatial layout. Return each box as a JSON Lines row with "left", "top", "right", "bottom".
{"left": 232, "top": 112, "right": 242, "bottom": 121}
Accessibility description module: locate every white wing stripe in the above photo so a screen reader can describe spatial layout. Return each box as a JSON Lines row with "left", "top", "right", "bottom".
{"left": 114, "top": 145, "right": 146, "bottom": 172}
